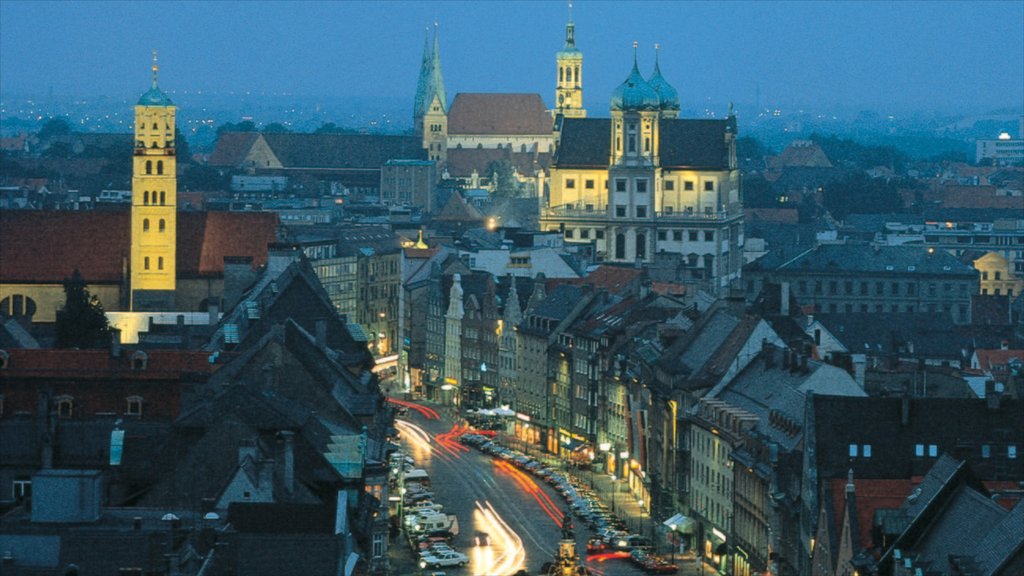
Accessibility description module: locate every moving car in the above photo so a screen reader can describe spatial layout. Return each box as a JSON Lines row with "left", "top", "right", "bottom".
{"left": 419, "top": 550, "right": 469, "bottom": 569}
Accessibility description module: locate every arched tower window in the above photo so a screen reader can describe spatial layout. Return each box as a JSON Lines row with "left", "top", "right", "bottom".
{"left": 144, "top": 257, "right": 150, "bottom": 270}
{"left": 143, "top": 191, "right": 149, "bottom": 205}
{"left": 159, "top": 219, "right": 166, "bottom": 232}
{"left": 615, "top": 233, "right": 626, "bottom": 260}
{"left": 575, "top": 65, "right": 580, "bottom": 85}
{"left": 160, "top": 191, "right": 166, "bottom": 205}
{"left": 143, "top": 219, "right": 150, "bottom": 232}
{"left": 145, "top": 160, "right": 152, "bottom": 175}
{"left": 157, "top": 160, "right": 163, "bottom": 175}
{"left": 566, "top": 68, "right": 572, "bottom": 83}
{"left": 559, "top": 67, "right": 564, "bottom": 83}
{"left": 152, "top": 122, "right": 158, "bottom": 130}
{"left": 158, "top": 256, "right": 164, "bottom": 270}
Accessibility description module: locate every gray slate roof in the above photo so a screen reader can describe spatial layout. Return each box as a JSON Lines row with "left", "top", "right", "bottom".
{"left": 776, "top": 244, "right": 977, "bottom": 276}
{"left": 555, "top": 117, "right": 733, "bottom": 170}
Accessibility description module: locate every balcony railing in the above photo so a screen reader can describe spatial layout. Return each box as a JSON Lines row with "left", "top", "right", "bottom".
{"left": 542, "top": 206, "right": 737, "bottom": 222}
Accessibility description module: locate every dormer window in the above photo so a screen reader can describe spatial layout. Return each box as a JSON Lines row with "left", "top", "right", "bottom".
{"left": 56, "top": 395, "right": 74, "bottom": 419}
{"left": 126, "top": 396, "right": 143, "bottom": 417}
{"left": 132, "top": 350, "right": 148, "bottom": 371}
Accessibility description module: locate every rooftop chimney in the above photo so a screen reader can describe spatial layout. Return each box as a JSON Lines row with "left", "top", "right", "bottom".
{"left": 780, "top": 282, "right": 791, "bottom": 316}
{"left": 315, "top": 319, "right": 327, "bottom": 350}
{"left": 279, "top": 431, "right": 295, "bottom": 497}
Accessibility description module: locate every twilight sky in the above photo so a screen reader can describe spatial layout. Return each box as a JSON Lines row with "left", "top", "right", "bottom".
{"left": 1, "top": 0, "right": 1022, "bottom": 115}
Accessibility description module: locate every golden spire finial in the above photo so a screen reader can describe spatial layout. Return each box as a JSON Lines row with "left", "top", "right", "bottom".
{"left": 151, "top": 49, "right": 159, "bottom": 87}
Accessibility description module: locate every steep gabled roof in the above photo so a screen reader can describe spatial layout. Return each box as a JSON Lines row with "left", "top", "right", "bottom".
{"left": 448, "top": 93, "right": 552, "bottom": 135}
{"left": 208, "top": 132, "right": 261, "bottom": 167}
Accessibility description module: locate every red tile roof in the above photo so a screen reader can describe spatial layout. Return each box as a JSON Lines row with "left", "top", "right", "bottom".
{"left": 1, "top": 348, "right": 219, "bottom": 379}
{"left": 973, "top": 348, "right": 1024, "bottom": 372}
{"left": 556, "top": 265, "right": 642, "bottom": 295}
{"left": 446, "top": 147, "right": 552, "bottom": 178}
{"left": 448, "top": 93, "right": 552, "bottom": 135}
{"left": 0, "top": 210, "right": 279, "bottom": 283}
{"left": 829, "top": 478, "right": 915, "bottom": 550}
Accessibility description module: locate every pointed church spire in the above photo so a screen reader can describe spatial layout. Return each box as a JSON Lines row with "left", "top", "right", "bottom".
{"left": 565, "top": 2, "right": 576, "bottom": 48}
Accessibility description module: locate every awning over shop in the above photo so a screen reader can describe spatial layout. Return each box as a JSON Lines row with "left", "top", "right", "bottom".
{"left": 565, "top": 438, "right": 586, "bottom": 451}
{"left": 663, "top": 513, "right": 696, "bottom": 533}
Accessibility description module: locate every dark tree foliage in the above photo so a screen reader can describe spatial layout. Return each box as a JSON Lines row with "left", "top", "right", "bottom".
{"left": 215, "top": 120, "right": 257, "bottom": 135}
{"left": 56, "top": 270, "right": 112, "bottom": 349}
{"left": 313, "top": 122, "right": 360, "bottom": 134}
{"left": 821, "top": 172, "right": 904, "bottom": 220}
{"left": 487, "top": 159, "right": 518, "bottom": 198}
{"left": 180, "top": 164, "right": 229, "bottom": 191}
{"left": 736, "top": 136, "right": 774, "bottom": 162}
{"left": 741, "top": 174, "right": 781, "bottom": 208}
{"left": 262, "top": 122, "right": 291, "bottom": 133}
{"left": 37, "top": 117, "right": 72, "bottom": 141}
{"left": 175, "top": 127, "right": 191, "bottom": 161}
{"left": 810, "top": 133, "right": 909, "bottom": 171}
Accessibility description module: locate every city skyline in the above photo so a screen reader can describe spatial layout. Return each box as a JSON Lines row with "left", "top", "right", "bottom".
{"left": 1, "top": 0, "right": 1022, "bottom": 116}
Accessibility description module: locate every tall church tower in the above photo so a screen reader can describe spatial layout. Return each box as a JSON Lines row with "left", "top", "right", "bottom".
{"left": 413, "top": 24, "right": 448, "bottom": 165}
{"left": 130, "top": 51, "right": 177, "bottom": 310}
{"left": 554, "top": 4, "right": 585, "bottom": 118}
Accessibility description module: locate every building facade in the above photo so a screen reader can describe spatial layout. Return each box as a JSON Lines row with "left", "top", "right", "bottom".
{"left": 542, "top": 48, "right": 743, "bottom": 294}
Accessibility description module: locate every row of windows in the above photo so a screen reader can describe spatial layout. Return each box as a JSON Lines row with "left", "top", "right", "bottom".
{"left": 565, "top": 227, "right": 718, "bottom": 244}
{"left": 563, "top": 178, "right": 715, "bottom": 193}
{"left": 45, "top": 396, "right": 144, "bottom": 419}
{"left": 143, "top": 256, "right": 165, "bottom": 271}
{"left": 143, "top": 160, "right": 166, "bottom": 175}
{"left": 796, "top": 279, "right": 968, "bottom": 298}
{"left": 142, "top": 191, "right": 167, "bottom": 205}
{"left": 141, "top": 218, "right": 166, "bottom": 232}
{"left": 849, "top": 442, "right": 1022, "bottom": 460}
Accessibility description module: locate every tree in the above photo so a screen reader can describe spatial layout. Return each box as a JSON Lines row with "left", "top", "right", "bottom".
{"left": 174, "top": 127, "right": 191, "bottom": 162}
{"left": 55, "top": 270, "right": 112, "bottom": 349}
{"left": 486, "top": 159, "right": 518, "bottom": 198}
{"left": 262, "top": 122, "right": 291, "bottom": 133}
{"left": 37, "top": 117, "right": 72, "bottom": 141}
{"left": 215, "top": 120, "right": 256, "bottom": 135}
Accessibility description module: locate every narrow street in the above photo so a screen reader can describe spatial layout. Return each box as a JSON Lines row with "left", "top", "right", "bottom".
{"left": 389, "top": 400, "right": 715, "bottom": 576}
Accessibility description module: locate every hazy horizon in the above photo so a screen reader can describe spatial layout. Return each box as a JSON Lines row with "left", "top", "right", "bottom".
{"left": 2, "top": 0, "right": 1022, "bottom": 118}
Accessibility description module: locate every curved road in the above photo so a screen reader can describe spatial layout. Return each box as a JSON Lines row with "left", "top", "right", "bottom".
{"left": 394, "top": 402, "right": 655, "bottom": 576}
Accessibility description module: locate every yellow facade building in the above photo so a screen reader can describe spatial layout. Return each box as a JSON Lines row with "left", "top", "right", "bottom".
{"left": 131, "top": 52, "right": 177, "bottom": 310}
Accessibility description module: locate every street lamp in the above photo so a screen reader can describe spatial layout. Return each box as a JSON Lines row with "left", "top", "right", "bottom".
{"left": 637, "top": 499, "right": 646, "bottom": 539}
{"left": 610, "top": 474, "right": 617, "bottom": 512}
{"left": 669, "top": 523, "right": 677, "bottom": 565}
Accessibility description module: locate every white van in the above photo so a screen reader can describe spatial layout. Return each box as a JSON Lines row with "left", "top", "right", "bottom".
{"left": 409, "top": 513, "right": 459, "bottom": 536}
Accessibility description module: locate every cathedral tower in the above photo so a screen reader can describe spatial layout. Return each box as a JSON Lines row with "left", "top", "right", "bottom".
{"left": 554, "top": 3, "right": 585, "bottom": 119}
{"left": 130, "top": 51, "right": 177, "bottom": 310}
{"left": 413, "top": 24, "right": 448, "bottom": 164}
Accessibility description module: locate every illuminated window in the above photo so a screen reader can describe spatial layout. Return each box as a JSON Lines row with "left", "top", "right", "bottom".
{"left": 849, "top": 444, "right": 858, "bottom": 457}
{"left": 1010, "top": 445, "right": 1018, "bottom": 459}
{"left": 928, "top": 444, "right": 938, "bottom": 457}
{"left": 981, "top": 444, "right": 991, "bottom": 458}
{"left": 863, "top": 445, "right": 872, "bottom": 458}
{"left": 915, "top": 444, "right": 924, "bottom": 457}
